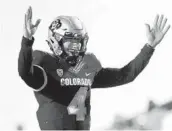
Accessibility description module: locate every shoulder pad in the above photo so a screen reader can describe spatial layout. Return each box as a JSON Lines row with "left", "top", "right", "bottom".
{"left": 148, "top": 100, "right": 157, "bottom": 111}
{"left": 33, "top": 50, "right": 64, "bottom": 72}
{"left": 84, "top": 53, "right": 102, "bottom": 72}
{"left": 32, "top": 50, "right": 47, "bottom": 66}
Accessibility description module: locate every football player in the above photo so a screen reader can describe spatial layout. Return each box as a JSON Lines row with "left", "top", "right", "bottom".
{"left": 18, "top": 6, "right": 170, "bottom": 130}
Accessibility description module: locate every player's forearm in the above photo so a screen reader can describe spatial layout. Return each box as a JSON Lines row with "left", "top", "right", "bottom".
{"left": 18, "top": 37, "right": 46, "bottom": 90}
{"left": 18, "top": 36, "right": 34, "bottom": 77}
{"left": 124, "top": 44, "right": 154, "bottom": 82}
{"left": 92, "top": 44, "right": 154, "bottom": 88}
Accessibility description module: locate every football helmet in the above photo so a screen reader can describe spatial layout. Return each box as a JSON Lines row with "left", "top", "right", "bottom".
{"left": 47, "top": 16, "right": 89, "bottom": 66}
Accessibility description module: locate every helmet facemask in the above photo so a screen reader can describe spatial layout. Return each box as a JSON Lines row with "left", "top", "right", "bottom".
{"left": 47, "top": 16, "right": 88, "bottom": 66}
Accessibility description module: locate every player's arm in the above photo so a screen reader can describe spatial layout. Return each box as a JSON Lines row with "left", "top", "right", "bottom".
{"left": 92, "top": 45, "right": 154, "bottom": 88}
{"left": 92, "top": 15, "right": 170, "bottom": 88}
{"left": 18, "top": 37, "right": 47, "bottom": 91}
{"left": 18, "top": 6, "right": 43, "bottom": 91}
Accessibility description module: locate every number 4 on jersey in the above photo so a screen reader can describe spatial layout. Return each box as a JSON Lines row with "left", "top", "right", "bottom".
{"left": 67, "top": 87, "right": 88, "bottom": 121}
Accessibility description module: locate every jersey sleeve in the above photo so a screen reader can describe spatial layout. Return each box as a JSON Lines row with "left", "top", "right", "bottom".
{"left": 85, "top": 53, "right": 102, "bottom": 73}
{"left": 18, "top": 36, "right": 47, "bottom": 91}
{"left": 92, "top": 44, "right": 155, "bottom": 88}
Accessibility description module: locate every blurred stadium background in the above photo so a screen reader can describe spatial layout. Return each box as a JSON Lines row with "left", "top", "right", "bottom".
{"left": 108, "top": 100, "right": 172, "bottom": 130}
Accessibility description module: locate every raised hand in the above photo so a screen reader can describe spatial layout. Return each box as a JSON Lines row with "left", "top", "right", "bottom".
{"left": 23, "top": 6, "right": 41, "bottom": 40}
{"left": 145, "top": 15, "right": 170, "bottom": 48}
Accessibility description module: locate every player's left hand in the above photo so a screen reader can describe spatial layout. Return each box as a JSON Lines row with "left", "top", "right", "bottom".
{"left": 145, "top": 15, "right": 170, "bottom": 48}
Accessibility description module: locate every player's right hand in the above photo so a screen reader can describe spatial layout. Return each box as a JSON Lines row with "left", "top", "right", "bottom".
{"left": 23, "top": 6, "right": 41, "bottom": 40}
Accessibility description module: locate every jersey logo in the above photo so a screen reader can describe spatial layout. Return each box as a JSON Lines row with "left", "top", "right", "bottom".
{"left": 85, "top": 72, "right": 91, "bottom": 76}
{"left": 56, "top": 69, "right": 63, "bottom": 77}
{"left": 60, "top": 78, "right": 92, "bottom": 86}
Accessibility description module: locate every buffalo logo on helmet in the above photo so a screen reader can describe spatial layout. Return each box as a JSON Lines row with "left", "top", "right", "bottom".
{"left": 50, "top": 19, "right": 62, "bottom": 31}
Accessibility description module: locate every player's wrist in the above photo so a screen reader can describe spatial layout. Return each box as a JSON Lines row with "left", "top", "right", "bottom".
{"left": 22, "top": 36, "right": 34, "bottom": 47}
{"left": 23, "top": 35, "right": 33, "bottom": 40}
{"left": 146, "top": 41, "right": 156, "bottom": 49}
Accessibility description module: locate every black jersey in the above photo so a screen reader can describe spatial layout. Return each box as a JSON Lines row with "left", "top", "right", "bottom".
{"left": 18, "top": 36, "right": 154, "bottom": 130}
